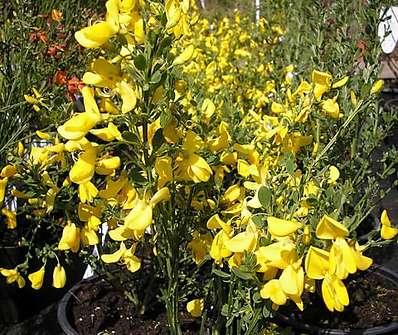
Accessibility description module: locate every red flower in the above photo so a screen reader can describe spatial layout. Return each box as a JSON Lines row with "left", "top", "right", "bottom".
{"left": 67, "top": 76, "right": 84, "bottom": 95}
{"left": 54, "top": 70, "right": 67, "bottom": 86}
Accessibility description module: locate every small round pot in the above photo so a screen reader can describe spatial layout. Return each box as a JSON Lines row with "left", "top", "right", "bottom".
{"left": 57, "top": 274, "right": 93, "bottom": 335}
{"left": 57, "top": 272, "right": 208, "bottom": 335}
{"left": 274, "top": 266, "right": 398, "bottom": 335}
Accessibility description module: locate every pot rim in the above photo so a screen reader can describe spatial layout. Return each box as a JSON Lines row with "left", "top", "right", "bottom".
{"left": 274, "top": 265, "right": 398, "bottom": 335}
{"left": 57, "top": 273, "right": 108, "bottom": 335}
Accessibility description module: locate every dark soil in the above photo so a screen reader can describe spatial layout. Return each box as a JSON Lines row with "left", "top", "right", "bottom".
{"left": 279, "top": 269, "right": 398, "bottom": 330}
{"left": 71, "top": 279, "right": 204, "bottom": 335}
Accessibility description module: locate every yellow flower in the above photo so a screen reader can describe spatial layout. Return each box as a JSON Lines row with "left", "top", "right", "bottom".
{"left": 101, "top": 242, "right": 141, "bottom": 273}
{"left": 327, "top": 165, "right": 340, "bottom": 185}
{"left": 90, "top": 123, "right": 121, "bottom": 142}
{"left": 96, "top": 156, "right": 121, "bottom": 175}
{"left": 1, "top": 268, "right": 25, "bottom": 288}
{"left": 78, "top": 182, "right": 99, "bottom": 203}
{"left": 315, "top": 215, "right": 348, "bottom": 240}
{"left": 267, "top": 216, "right": 301, "bottom": 237}
{"left": 322, "top": 98, "right": 340, "bottom": 119}
{"left": 53, "top": 264, "right": 66, "bottom": 288}
{"left": 58, "top": 87, "right": 101, "bottom": 140}
{"left": 58, "top": 222, "right": 81, "bottom": 253}
{"left": 0, "top": 177, "right": 8, "bottom": 203}
{"left": 176, "top": 131, "right": 212, "bottom": 183}
{"left": 210, "top": 230, "right": 232, "bottom": 265}
{"left": 2, "top": 208, "right": 16, "bottom": 229}
{"left": 186, "top": 298, "right": 204, "bottom": 318}
{"left": 370, "top": 80, "right": 384, "bottom": 95}
{"left": 187, "top": 231, "right": 212, "bottom": 264}
{"left": 380, "top": 209, "right": 398, "bottom": 240}
{"left": 155, "top": 156, "right": 173, "bottom": 188}
{"left": 75, "top": 22, "right": 117, "bottom": 49}
{"left": 69, "top": 148, "right": 97, "bottom": 185}
{"left": 1, "top": 165, "right": 17, "bottom": 178}
{"left": 83, "top": 59, "right": 121, "bottom": 88}
{"left": 173, "top": 45, "right": 195, "bottom": 66}
{"left": 28, "top": 266, "right": 45, "bottom": 290}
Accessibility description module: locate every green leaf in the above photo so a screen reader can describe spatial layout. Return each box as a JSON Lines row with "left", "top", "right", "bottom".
{"left": 134, "top": 54, "right": 146, "bottom": 71}
{"left": 232, "top": 267, "right": 254, "bottom": 281}
{"left": 128, "top": 165, "right": 147, "bottom": 185}
{"left": 212, "top": 268, "right": 230, "bottom": 279}
{"left": 150, "top": 71, "right": 162, "bottom": 84}
{"left": 158, "top": 36, "right": 173, "bottom": 54}
{"left": 122, "top": 131, "right": 140, "bottom": 144}
{"left": 152, "top": 128, "right": 165, "bottom": 152}
{"left": 258, "top": 186, "right": 272, "bottom": 209}
{"left": 160, "top": 111, "right": 172, "bottom": 127}
{"left": 221, "top": 304, "right": 230, "bottom": 317}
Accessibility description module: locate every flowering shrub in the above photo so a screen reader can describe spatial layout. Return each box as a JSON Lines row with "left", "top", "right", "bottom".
{"left": 1, "top": 0, "right": 398, "bottom": 334}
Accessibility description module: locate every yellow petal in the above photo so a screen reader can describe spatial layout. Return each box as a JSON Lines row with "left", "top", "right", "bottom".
{"left": 1, "top": 165, "right": 17, "bottom": 178}
{"left": 58, "top": 223, "right": 80, "bottom": 253}
{"left": 315, "top": 215, "right": 348, "bottom": 240}
{"left": 321, "top": 277, "right": 335, "bottom": 312}
{"left": 381, "top": 209, "right": 392, "bottom": 227}
{"left": 322, "top": 99, "right": 340, "bottom": 119}
{"left": 187, "top": 154, "right": 212, "bottom": 183}
{"left": 381, "top": 224, "right": 398, "bottom": 240}
{"left": 80, "top": 227, "right": 99, "bottom": 246}
{"left": 90, "top": 123, "right": 121, "bottom": 142}
{"left": 101, "top": 242, "right": 127, "bottom": 263}
{"left": 0, "top": 177, "right": 8, "bottom": 203}
{"left": 118, "top": 81, "right": 137, "bottom": 113}
{"left": 124, "top": 199, "right": 152, "bottom": 231}
{"left": 312, "top": 70, "right": 332, "bottom": 87}
{"left": 149, "top": 187, "right": 170, "bottom": 207}
{"left": 209, "top": 230, "right": 232, "bottom": 264}
{"left": 267, "top": 216, "right": 302, "bottom": 237}
{"left": 58, "top": 112, "right": 101, "bottom": 140}
{"left": 332, "top": 276, "right": 349, "bottom": 307}
{"left": 69, "top": 149, "right": 97, "bottom": 184}
{"left": 279, "top": 265, "right": 301, "bottom": 296}
{"left": 75, "top": 21, "right": 116, "bottom": 48}
{"left": 206, "top": 214, "right": 231, "bottom": 233}
{"left": 260, "top": 279, "right": 287, "bottom": 306}
{"left": 78, "top": 182, "right": 98, "bottom": 203}
{"left": 186, "top": 299, "right": 204, "bottom": 318}
{"left": 370, "top": 80, "right": 384, "bottom": 95}
{"left": 224, "top": 231, "right": 256, "bottom": 253}
{"left": 28, "top": 266, "right": 45, "bottom": 290}
{"left": 328, "top": 165, "right": 340, "bottom": 183}
{"left": 305, "top": 246, "right": 329, "bottom": 279}
{"left": 353, "top": 248, "right": 373, "bottom": 271}
{"left": 173, "top": 45, "right": 194, "bottom": 66}
{"left": 134, "top": 18, "right": 145, "bottom": 44}
{"left": 53, "top": 264, "right": 66, "bottom": 289}
{"left": 332, "top": 76, "right": 349, "bottom": 89}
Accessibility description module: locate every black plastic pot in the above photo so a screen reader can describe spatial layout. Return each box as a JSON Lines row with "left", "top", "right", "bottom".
{"left": 0, "top": 245, "right": 86, "bottom": 324}
{"left": 57, "top": 273, "right": 99, "bottom": 335}
{"left": 274, "top": 266, "right": 398, "bottom": 335}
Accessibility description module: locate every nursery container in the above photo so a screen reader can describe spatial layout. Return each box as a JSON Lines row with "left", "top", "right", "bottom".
{"left": 274, "top": 266, "right": 398, "bottom": 335}
{"left": 57, "top": 272, "right": 207, "bottom": 335}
